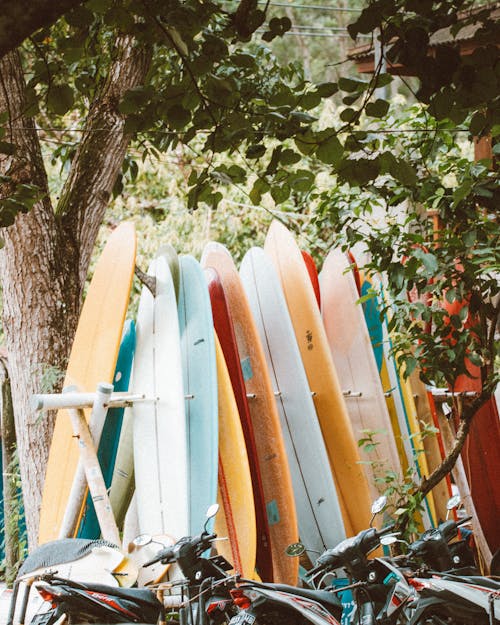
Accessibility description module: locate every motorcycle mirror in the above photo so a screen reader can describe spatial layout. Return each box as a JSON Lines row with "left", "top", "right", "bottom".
{"left": 380, "top": 535, "right": 398, "bottom": 546}
{"left": 285, "top": 542, "right": 306, "bottom": 557}
{"left": 446, "top": 494, "right": 461, "bottom": 510}
{"left": 206, "top": 503, "right": 220, "bottom": 520}
{"left": 371, "top": 495, "right": 387, "bottom": 515}
{"left": 132, "top": 533, "right": 152, "bottom": 547}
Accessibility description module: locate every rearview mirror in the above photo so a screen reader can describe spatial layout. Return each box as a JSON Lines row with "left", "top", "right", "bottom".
{"left": 371, "top": 495, "right": 387, "bottom": 515}
{"left": 380, "top": 535, "right": 398, "bottom": 546}
{"left": 446, "top": 494, "right": 461, "bottom": 510}
{"left": 285, "top": 542, "right": 306, "bottom": 557}
{"left": 132, "top": 534, "right": 152, "bottom": 547}
{"left": 206, "top": 503, "right": 220, "bottom": 519}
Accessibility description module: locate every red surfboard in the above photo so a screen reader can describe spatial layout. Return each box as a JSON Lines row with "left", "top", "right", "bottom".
{"left": 443, "top": 298, "right": 500, "bottom": 553}
{"left": 301, "top": 251, "right": 321, "bottom": 308}
{"left": 204, "top": 267, "right": 274, "bottom": 581}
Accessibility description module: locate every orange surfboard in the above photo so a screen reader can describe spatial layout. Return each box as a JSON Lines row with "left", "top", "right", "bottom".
{"left": 39, "top": 223, "right": 136, "bottom": 544}
{"left": 201, "top": 242, "right": 298, "bottom": 584}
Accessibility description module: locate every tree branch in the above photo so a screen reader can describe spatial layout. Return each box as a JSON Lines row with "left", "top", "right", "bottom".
{"left": 56, "top": 35, "right": 151, "bottom": 287}
{"left": 418, "top": 390, "right": 490, "bottom": 497}
{"left": 0, "top": 0, "right": 85, "bottom": 59}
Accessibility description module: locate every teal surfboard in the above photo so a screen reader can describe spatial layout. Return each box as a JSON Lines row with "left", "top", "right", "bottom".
{"left": 178, "top": 255, "right": 218, "bottom": 535}
{"left": 361, "top": 279, "right": 434, "bottom": 528}
{"left": 77, "top": 320, "right": 136, "bottom": 538}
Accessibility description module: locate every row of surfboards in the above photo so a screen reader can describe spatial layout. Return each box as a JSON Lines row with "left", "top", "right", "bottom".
{"left": 36, "top": 219, "right": 499, "bottom": 585}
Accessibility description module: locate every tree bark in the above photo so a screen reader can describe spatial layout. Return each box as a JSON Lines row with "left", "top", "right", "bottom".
{"left": 0, "top": 38, "right": 150, "bottom": 548}
{"left": 0, "top": 0, "right": 85, "bottom": 59}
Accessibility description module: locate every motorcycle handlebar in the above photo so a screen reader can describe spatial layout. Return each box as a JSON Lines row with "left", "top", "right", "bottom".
{"left": 142, "top": 532, "right": 217, "bottom": 568}
{"left": 306, "top": 523, "right": 396, "bottom": 578}
{"left": 143, "top": 547, "right": 175, "bottom": 567}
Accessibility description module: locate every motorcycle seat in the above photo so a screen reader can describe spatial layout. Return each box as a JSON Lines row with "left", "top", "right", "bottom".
{"left": 444, "top": 575, "right": 500, "bottom": 591}
{"left": 70, "top": 582, "right": 161, "bottom": 607}
{"left": 18, "top": 539, "right": 120, "bottom": 576}
{"left": 265, "top": 583, "right": 343, "bottom": 610}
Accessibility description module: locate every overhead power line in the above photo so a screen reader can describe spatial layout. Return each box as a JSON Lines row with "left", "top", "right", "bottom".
{"left": 258, "top": 2, "right": 361, "bottom": 12}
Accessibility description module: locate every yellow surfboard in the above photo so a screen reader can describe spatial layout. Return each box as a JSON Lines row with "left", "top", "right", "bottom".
{"left": 201, "top": 242, "right": 298, "bottom": 585}
{"left": 409, "top": 370, "right": 451, "bottom": 523}
{"left": 265, "top": 221, "right": 372, "bottom": 536}
{"left": 39, "top": 223, "right": 136, "bottom": 545}
{"left": 214, "top": 333, "right": 256, "bottom": 579}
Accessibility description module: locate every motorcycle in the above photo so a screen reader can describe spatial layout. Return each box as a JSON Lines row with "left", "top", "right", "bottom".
{"left": 6, "top": 537, "right": 162, "bottom": 625}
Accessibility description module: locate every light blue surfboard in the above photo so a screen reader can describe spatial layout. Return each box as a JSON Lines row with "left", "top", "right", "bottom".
{"left": 178, "top": 255, "right": 218, "bottom": 535}
{"left": 77, "top": 320, "right": 136, "bottom": 538}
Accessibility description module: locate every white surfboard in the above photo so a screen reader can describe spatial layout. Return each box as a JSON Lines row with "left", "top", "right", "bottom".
{"left": 240, "top": 247, "right": 346, "bottom": 554}
{"left": 319, "top": 249, "right": 402, "bottom": 500}
{"left": 133, "top": 255, "right": 188, "bottom": 540}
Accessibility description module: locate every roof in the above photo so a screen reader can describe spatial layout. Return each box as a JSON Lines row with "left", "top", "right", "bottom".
{"left": 348, "top": 3, "right": 499, "bottom": 74}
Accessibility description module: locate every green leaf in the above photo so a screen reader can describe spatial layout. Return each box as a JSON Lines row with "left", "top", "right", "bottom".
{"left": 166, "top": 105, "right": 191, "bottom": 130}
{"left": 47, "top": 85, "right": 74, "bottom": 116}
{"left": 393, "top": 159, "right": 417, "bottom": 186}
{"left": 279, "top": 149, "right": 301, "bottom": 165}
{"left": 365, "top": 99, "right": 390, "bottom": 118}
{"left": 316, "top": 135, "right": 343, "bottom": 166}
{"left": 340, "top": 108, "right": 358, "bottom": 123}
{"left": 246, "top": 144, "right": 266, "bottom": 159}
{"left": 338, "top": 77, "right": 368, "bottom": 93}
{"left": 295, "top": 130, "right": 316, "bottom": 156}
{"left": 271, "top": 184, "right": 291, "bottom": 204}
{"left": 316, "top": 82, "right": 338, "bottom": 97}
{"left": 288, "top": 169, "right": 315, "bottom": 192}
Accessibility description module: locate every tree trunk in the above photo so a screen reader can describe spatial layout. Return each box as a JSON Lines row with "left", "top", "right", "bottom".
{"left": 0, "top": 39, "right": 150, "bottom": 548}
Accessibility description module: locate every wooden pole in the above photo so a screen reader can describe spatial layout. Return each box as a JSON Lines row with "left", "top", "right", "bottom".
{"left": 59, "top": 383, "right": 113, "bottom": 538}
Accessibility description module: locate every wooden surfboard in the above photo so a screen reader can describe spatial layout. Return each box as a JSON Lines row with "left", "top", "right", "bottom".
{"left": 77, "top": 320, "right": 136, "bottom": 538}
{"left": 264, "top": 220, "right": 372, "bottom": 537}
{"left": 133, "top": 254, "right": 188, "bottom": 539}
{"left": 39, "top": 223, "right": 136, "bottom": 545}
{"left": 213, "top": 333, "right": 256, "bottom": 578}
{"left": 241, "top": 247, "right": 345, "bottom": 554}
{"left": 319, "top": 249, "right": 402, "bottom": 501}
{"left": 203, "top": 267, "right": 273, "bottom": 582}
{"left": 201, "top": 242, "right": 298, "bottom": 585}
{"left": 178, "top": 255, "right": 218, "bottom": 534}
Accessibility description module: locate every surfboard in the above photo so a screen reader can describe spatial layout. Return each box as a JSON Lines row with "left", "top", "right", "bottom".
{"left": 213, "top": 333, "right": 256, "bottom": 578}
{"left": 360, "top": 276, "right": 410, "bottom": 473}
{"left": 264, "top": 220, "right": 372, "bottom": 537}
{"left": 301, "top": 251, "right": 321, "bottom": 308}
{"left": 178, "top": 255, "right": 218, "bottom": 535}
{"left": 39, "top": 223, "right": 136, "bottom": 545}
{"left": 442, "top": 298, "right": 500, "bottom": 553}
{"left": 133, "top": 254, "right": 188, "bottom": 539}
{"left": 319, "top": 249, "right": 402, "bottom": 502}
{"left": 364, "top": 275, "right": 436, "bottom": 528}
{"left": 241, "top": 247, "right": 346, "bottom": 555}
{"left": 108, "top": 403, "right": 134, "bottom": 529}
{"left": 77, "top": 320, "right": 136, "bottom": 538}
{"left": 409, "top": 370, "right": 452, "bottom": 523}
{"left": 203, "top": 267, "right": 273, "bottom": 582}
{"left": 159, "top": 244, "right": 180, "bottom": 300}
{"left": 201, "top": 242, "right": 298, "bottom": 585}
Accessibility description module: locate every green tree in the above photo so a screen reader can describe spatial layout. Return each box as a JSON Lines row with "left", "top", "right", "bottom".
{"left": 0, "top": 0, "right": 498, "bottom": 547}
